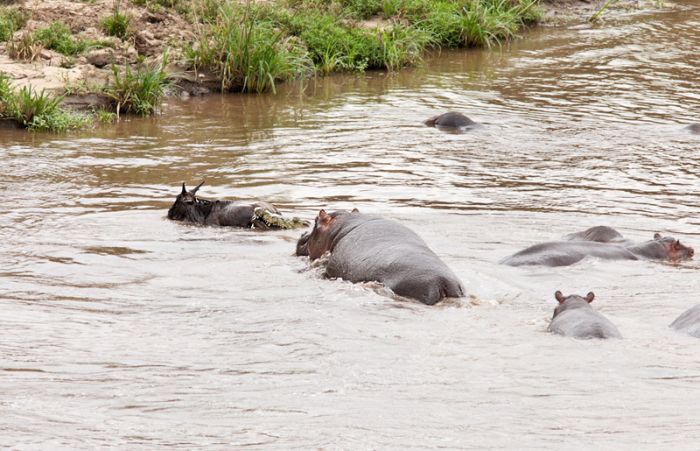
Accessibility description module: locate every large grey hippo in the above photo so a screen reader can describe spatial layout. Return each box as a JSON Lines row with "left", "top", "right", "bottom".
{"left": 296, "top": 209, "right": 465, "bottom": 305}
{"left": 669, "top": 305, "right": 700, "bottom": 338}
{"left": 502, "top": 233, "right": 693, "bottom": 267}
{"left": 548, "top": 291, "right": 622, "bottom": 339}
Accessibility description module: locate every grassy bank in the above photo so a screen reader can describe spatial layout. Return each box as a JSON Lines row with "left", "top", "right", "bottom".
{"left": 0, "top": 54, "right": 168, "bottom": 131}
{"left": 0, "top": 0, "right": 543, "bottom": 131}
{"left": 187, "top": 0, "right": 543, "bottom": 93}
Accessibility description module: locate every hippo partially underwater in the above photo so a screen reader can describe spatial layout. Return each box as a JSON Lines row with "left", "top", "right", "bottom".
{"left": 167, "top": 181, "right": 307, "bottom": 229}
{"left": 548, "top": 291, "right": 622, "bottom": 339}
{"left": 424, "top": 112, "right": 477, "bottom": 132}
{"left": 685, "top": 123, "right": 700, "bottom": 134}
{"left": 502, "top": 232, "right": 693, "bottom": 267}
{"left": 669, "top": 305, "right": 700, "bottom": 338}
{"left": 563, "top": 225, "right": 627, "bottom": 244}
{"left": 296, "top": 209, "right": 465, "bottom": 305}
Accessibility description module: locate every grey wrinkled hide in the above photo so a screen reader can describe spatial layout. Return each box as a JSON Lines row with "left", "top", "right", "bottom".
{"left": 424, "top": 112, "right": 476, "bottom": 129}
{"left": 564, "top": 226, "right": 627, "bottom": 243}
{"left": 669, "top": 305, "right": 700, "bottom": 338}
{"left": 324, "top": 213, "right": 465, "bottom": 305}
{"left": 685, "top": 123, "right": 700, "bottom": 134}
{"left": 501, "top": 241, "right": 639, "bottom": 267}
{"left": 626, "top": 237, "right": 679, "bottom": 260}
{"left": 548, "top": 296, "right": 622, "bottom": 339}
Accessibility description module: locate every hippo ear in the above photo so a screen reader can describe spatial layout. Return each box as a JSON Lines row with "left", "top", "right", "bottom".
{"left": 654, "top": 232, "right": 661, "bottom": 240}
{"left": 586, "top": 292, "right": 595, "bottom": 303}
{"left": 352, "top": 208, "right": 359, "bottom": 213}
{"left": 181, "top": 183, "right": 187, "bottom": 195}
{"left": 191, "top": 180, "right": 205, "bottom": 195}
{"left": 554, "top": 291, "right": 565, "bottom": 303}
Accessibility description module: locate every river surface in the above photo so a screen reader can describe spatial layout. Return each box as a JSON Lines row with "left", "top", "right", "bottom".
{"left": 2, "top": 2, "right": 700, "bottom": 449}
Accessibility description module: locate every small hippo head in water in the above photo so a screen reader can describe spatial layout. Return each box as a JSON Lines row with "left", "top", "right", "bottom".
{"left": 424, "top": 112, "right": 476, "bottom": 130}
{"left": 296, "top": 208, "right": 359, "bottom": 259}
{"left": 549, "top": 291, "right": 622, "bottom": 339}
{"left": 646, "top": 233, "right": 694, "bottom": 261}
{"left": 167, "top": 181, "right": 206, "bottom": 222}
{"left": 552, "top": 291, "right": 595, "bottom": 319}
{"left": 685, "top": 123, "right": 700, "bottom": 134}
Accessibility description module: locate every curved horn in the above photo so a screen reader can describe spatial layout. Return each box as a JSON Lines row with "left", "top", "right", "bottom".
{"left": 181, "top": 182, "right": 187, "bottom": 194}
{"left": 191, "top": 180, "right": 205, "bottom": 195}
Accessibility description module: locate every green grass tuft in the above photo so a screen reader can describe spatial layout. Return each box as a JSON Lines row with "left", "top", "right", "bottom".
{"left": 187, "top": 2, "right": 313, "bottom": 93}
{"left": 0, "top": 7, "right": 27, "bottom": 42}
{"left": 102, "top": 1, "right": 131, "bottom": 39}
{"left": 33, "top": 21, "right": 93, "bottom": 55}
{"left": 0, "top": 79, "right": 93, "bottom": 132}
{"left": 106, "top": 51, "right": 170, "bottom": 116}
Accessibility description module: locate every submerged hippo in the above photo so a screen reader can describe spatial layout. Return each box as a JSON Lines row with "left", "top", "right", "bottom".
{"left": 685, "top": 123, "right": 700, "bottom": 134}
{"left": 424, "top": 112, "right": 476, "bottom": 130}
{"left": 502, "top": 233, "right": 693, "bottom": 267}
{"left": 167, "top": 181, "right": 306, "bottom": 229}
{"left": 669, "top": 305, "right": 700, "bottom": 338}
{"left": 548, "top": 291, "right": 621, "bottom": 339}
{"left": 564, "top": 226, "right": 626, "bottom": 243}
{"left": 296, "top": 209, "right": 465, "bottom": 305}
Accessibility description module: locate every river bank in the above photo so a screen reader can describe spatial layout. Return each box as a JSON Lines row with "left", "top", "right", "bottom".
{"left": 0, "top": 0, "right": 661, "bottom": 131}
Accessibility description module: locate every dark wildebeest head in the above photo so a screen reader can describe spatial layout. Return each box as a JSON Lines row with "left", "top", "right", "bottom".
{"left": 167, "top": 181, "right": 209, "bottom": 223}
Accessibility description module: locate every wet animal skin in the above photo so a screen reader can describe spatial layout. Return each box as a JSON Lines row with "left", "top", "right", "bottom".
{"left": 296, "top": 209, "right": 464, "bottom": 305}
{"left": 167, "top": 181, "right": 279, "bottom": 229}
{"left": 548, "top": 291, "right": 622, "bottom": 339}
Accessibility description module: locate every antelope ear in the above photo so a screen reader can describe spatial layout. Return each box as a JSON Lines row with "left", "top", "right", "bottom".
{"left": 352, "top": 208, "right": 359, "bottom": 213}
{"left": 586, "top": 292, "right": 595, "bottom": 303}
{"left": 181, "top": 183, "right": 187, "bottom": 195}
{"left": 555, "top": 291, "right": 565, "bottom": 303}
{"left": 191, "top": 180, "right": 205, "bottom": 195}
{"left": 654, "top": 232, "right": 661, "bottom": 240}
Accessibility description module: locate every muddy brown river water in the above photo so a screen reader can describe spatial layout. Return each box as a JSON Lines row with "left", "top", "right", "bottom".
{"left": 2, "top": 2, "right": 700, "bottom": 449}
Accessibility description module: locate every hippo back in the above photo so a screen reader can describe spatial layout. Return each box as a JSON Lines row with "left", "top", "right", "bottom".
{"left": 502, "top": 241, "right": 638, "bottom": 267}
{"left": 326, "top": 215, "right": 464, "bottom": 305}
{"left": 669, "top": 305, "right": 700, "bottom": 338}
{"left": 548, "top": 308, "right": 622, "bottom": 339}
{"left": 564, "top": 226, "right": 627, "bottom": 243}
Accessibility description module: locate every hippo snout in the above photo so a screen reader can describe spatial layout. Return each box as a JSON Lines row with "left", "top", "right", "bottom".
{"left": 689, "top": 247, "right": 695, "bottom": 258}
{"left": 296, "top": 231, "right": 311, "bottom": 256}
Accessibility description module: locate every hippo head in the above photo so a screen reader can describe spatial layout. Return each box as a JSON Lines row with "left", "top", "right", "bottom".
{"left": 296, "top": 231, "right": 311, "bottom": 256}
{"left": 295, "top": 208, "right": 360, "bottom": 259}
{"left": 552, "top": 291, "right": 595, "bottom": 318}
{"left": 652, "top": 233, "right": 694, "bottom": 261}
{"left": 167, "top": 181, "right": 205, "bottom": 221}
{"left": 296, "top": 209, "right": 338, "bottom": 259}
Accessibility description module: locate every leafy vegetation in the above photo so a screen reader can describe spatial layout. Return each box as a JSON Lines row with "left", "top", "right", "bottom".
{"left": 102, "top": 1, "right": 131, "bottom": 39}
{"left": 0, "top": 74, "right": 93, "bottom": 132}
{"left": 186, "top": 3, "right": 313, "bottom": 93}
{"left": 34, "top": 21, "right": 92, "bottom": 55}
{"left": 0, "top": 6, "right": 27, "bottom": 42}
{"left": 106, "top": 51, "right": 170, "bottom": 116}
{"left": 185, "top": 0, "right": 542, "bottom": 79}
